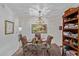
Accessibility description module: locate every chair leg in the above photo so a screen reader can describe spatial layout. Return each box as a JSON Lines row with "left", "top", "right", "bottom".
{"left": 23, "top": 51, "right": 25, "bottom": 56}
{"left": 23, "top": 49, "right": 25, "bottom": 56}
{"left": 23, "top": 53, "right": 25, "bottom": 56}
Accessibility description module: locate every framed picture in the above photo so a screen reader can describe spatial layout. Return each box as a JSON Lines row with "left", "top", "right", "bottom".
{"left": 32, "top": 24, "right": 47, "bottom": 33}
{"left": 5, "top": 20, "right": 14, "bottom": 34}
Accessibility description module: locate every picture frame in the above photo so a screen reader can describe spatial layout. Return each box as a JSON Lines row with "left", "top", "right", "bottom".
{"left": 5, "top": 20, "right": 14, "bottom": 35}
{"left": 32, "top": 24, "right": 47, "bottom": 33}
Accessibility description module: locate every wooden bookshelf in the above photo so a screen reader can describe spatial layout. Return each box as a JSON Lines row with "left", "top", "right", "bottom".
{"left": 62, "top": 7, "right": 79, "bottom": 56}
{"left": 64, "top": 29, "right": 78, "bottom": 33}
{"left": 64, "top": 35, "right": 78, "bottom": 40}
{"left": 64, "top": 18, "right": 78, "bottom": 24}
{"left": 63, "top": 41, "right": 78, "bottom": 51}
{"left": 64, "top": 8, "right": 78, "bottom": 17}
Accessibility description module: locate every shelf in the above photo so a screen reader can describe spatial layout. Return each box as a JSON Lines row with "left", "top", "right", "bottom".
{"left": 64, "top": 8, "right": 78, "bottom": 17}
{"left": 64, "top": 18, "right": 78, "bottom": 24}
{"left": 73, "top": 50, "right": 78, "bottom": 54}
{"left": 63, "top": 42, "right": 78, "bottom": 51}
{"left": 64, "top": 29, "right": 78, "bottom": 33}
{"left": 64, "top": 28, "right": 78, "bottom": 30}
{"left": 64, "top": 35, "right": 78, "bottom": 40}
{"left": 70, "top": 45, "right": 78, "bottom": 51}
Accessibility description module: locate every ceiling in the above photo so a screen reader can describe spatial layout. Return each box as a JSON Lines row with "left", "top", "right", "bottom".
{"left": 1, "top": 3, "right": 79, "bottom": 19}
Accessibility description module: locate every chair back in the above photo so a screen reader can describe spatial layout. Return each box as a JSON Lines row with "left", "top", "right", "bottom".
{"left": 46, "top": 35, "right": 53, "bottom": 45}
{"left": 20, "top": 36, "right": 27, "bottom": 46}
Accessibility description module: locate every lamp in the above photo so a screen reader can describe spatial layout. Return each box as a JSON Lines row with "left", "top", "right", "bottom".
{"left": 19, "top": 27, "right": 22, "bottom": 32}
{"left": 18, "top": 27, "right": 22, "bottom": 35}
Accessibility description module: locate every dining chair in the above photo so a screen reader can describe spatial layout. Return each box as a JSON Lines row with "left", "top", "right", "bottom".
{"left": 20, "top": 36, "right": 28, "bottom": 55}
{"left": 46, "top": 35, "right": 53, "bottom": 45}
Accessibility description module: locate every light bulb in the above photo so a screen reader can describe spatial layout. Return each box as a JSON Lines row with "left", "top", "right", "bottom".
{"left": 18, "top": 27, "right": 22, "bottom": 31}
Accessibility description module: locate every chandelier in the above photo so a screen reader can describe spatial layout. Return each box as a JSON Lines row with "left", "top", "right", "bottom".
{"left": 36, "top": 10, "right": 45, "bottom": 25}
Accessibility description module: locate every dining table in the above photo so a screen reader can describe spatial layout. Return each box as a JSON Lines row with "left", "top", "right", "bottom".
{"left": 23, "top": 42, "right": 61, "bottom": 56}
{"left": 23, "top": 43, "right": 51, "bottom": 56}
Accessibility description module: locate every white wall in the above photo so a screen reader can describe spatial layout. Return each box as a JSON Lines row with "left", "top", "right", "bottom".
{"left": 19, "top": 16, "right": 62, "bottom": 46}
{"left": 0, "top": 4, "right": 19, "bottom": 56}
